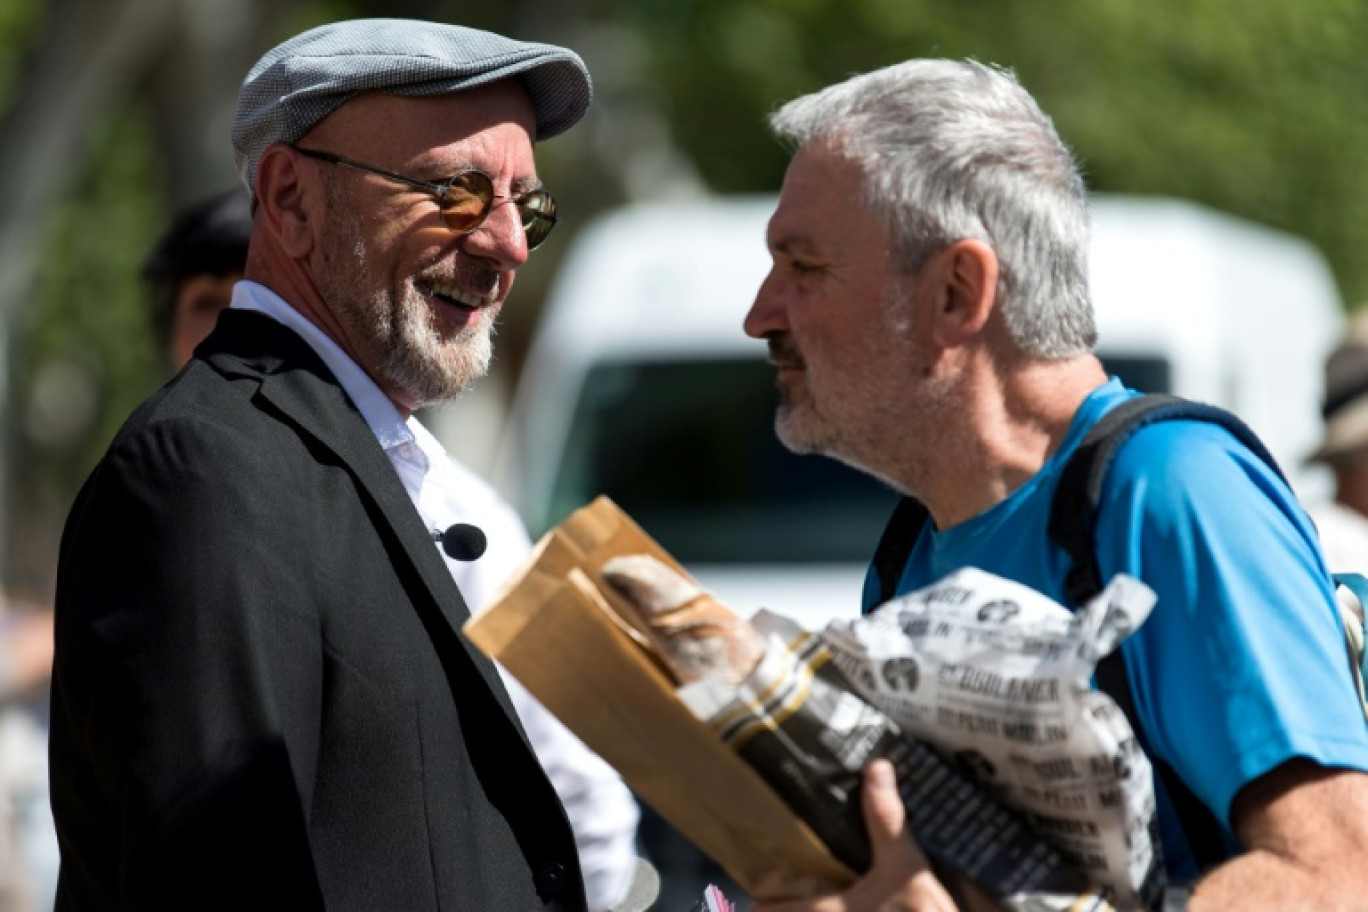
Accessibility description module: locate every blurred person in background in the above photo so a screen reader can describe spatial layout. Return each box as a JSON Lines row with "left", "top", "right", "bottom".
{"left": 50, "top": 18, "right": 640, "bottom": 910}
{"left": 1305, "top": 308, "right": 1368, "bottom": 571}
{"left": 743, "top": 58, "right": 1368, "bottom": 911}
{"left": 130, "top": 86, "right": 641, "bottom": 912}
{"left": 0, "top": 591, "right": 57, "bottom": 912}
{"left": 141, "top": 188, "right": 253, "bottom": 372}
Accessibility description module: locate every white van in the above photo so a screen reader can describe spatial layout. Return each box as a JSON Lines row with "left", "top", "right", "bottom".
{"left": 494, "top": 194, "right": 1344, "bottom": 631}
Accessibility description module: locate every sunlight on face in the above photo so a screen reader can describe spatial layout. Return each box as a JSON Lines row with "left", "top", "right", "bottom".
{"left": 304, "top": 84, "right": 537, "bottom": 407}
{"left": 748, "top": 144, "right": 952, "bottom": 484}
{"left": 317, "top": 211, "right": 496, "bottom": 402}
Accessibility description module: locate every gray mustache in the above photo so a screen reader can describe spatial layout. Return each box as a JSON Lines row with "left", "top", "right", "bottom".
{"left": 766, "top": 335, "right": 805, "bottom": 369}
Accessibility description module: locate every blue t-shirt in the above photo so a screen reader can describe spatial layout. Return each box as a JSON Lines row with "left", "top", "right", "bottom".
{"left": 861, "top": 378, "right": 1368, "bottom": 881}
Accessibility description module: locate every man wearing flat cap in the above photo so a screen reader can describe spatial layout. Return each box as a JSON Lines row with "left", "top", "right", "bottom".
{"left": 50, "top": 19, "right": 605, "bottom": 911}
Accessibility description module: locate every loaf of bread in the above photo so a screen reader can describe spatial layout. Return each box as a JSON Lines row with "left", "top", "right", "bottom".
{"left": 598, "top": 554, "right": 765, "bottom": 686}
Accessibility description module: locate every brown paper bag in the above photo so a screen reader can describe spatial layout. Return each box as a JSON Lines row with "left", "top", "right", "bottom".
{"left": 463, "top": 495, "right": 856, "bottom": 900}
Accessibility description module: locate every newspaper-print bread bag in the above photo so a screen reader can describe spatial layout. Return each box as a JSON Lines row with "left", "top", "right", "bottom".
{"left": 817, "top": 567, "right": 1165, "bottom": 910}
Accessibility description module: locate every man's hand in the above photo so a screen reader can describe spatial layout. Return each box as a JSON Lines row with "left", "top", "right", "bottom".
{"left": 752, "top": 759, "right": 961, "bottom": 912}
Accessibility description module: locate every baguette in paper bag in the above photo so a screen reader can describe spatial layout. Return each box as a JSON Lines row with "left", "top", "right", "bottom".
{"left": 599, "top": 554, "right": 765, "bottom": 685}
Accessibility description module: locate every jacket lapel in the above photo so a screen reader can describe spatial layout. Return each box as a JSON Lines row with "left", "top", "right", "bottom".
{"left": 197, "top": 310, "right": 528, "bottom": 729}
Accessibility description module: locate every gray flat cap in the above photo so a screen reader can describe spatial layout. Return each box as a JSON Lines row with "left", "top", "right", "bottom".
{"left": 232, "top": 18, "right": 592, "bottom": 192}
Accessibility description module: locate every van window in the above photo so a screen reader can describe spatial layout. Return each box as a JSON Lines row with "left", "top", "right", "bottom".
{"left": 1098, "top": 354, "right": 1171, "bottom": 395}
{"left": 546, "top": 357, "right": 899, "bottom": 564}
{"left": 543, "top": 353, "right": 1171, "bottom": 565}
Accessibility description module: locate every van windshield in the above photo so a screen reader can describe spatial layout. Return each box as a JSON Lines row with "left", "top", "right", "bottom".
{"left": 545, "top": 357, "right": 899, "bottom": 564}
{"left": 541, "top": 352, "right": 1169, "bottom": 565}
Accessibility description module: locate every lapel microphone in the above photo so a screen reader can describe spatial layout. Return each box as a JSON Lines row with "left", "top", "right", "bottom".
{"left": 432, "top": 523, "right": 487, "bottom": 561}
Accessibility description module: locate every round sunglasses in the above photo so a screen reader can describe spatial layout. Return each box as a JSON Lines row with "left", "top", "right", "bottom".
{"left": 293, "top": 146, "right": 558, "bottom": 250}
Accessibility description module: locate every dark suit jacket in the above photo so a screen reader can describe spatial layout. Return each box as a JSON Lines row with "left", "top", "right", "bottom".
{"left": 50, "top": 310, "right": 587, "bottom": 911}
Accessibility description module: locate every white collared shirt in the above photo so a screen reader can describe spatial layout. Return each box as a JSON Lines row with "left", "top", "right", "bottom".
{"left": 229, "top": 282, "right": 640, "bottom": 910}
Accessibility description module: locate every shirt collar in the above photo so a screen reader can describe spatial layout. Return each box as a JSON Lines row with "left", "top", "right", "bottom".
{"left": 229, "top": 280, "right": 415, "bottom": 452}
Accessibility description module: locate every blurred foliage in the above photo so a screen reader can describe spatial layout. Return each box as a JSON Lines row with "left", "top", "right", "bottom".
{"left": 0, "top": 0, "right": 39, "bottom": 108}
{"left": 1, "top": 0, "right": 1367, "bottom": 586}
{"left": 617, "top": 0, "right": 1368, "bottom": 306}
{"left": 20, "top": 104, "right": 164, "bottom": 460}
{"left": 6, "top": 101, "right": 164, "bottom": 587}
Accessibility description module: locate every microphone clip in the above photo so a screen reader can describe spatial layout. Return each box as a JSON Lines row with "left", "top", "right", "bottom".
{"left": 432, "top": 523, "right": 487, "bottom": 562}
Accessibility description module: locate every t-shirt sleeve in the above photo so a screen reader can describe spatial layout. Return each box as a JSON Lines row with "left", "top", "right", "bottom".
{"left": 1094, "top": 420, "right": 1368, "bottom": 829}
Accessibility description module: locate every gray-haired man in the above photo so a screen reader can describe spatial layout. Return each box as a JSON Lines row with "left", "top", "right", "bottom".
{"left": 51, "top": 19, "right": 605, "bottom": 911}
{"left": 745, "top": 59, "right": 1368, "bottom": 911}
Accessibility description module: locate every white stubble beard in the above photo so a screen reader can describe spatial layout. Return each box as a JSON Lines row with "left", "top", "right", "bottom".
{"left": 772, "top": 280, "right": 951, "bottom": 492}
{"left": 375, "top": 257, "right": 496, "bottom": 405}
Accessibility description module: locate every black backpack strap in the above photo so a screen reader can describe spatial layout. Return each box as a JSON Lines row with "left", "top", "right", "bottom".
{"left": 1049, "top": 394, "right": 1287, "bottom": 608}
{"left": 868, "top": 496, "right": 931, "bottom": 610}
{"left": 1050, "top": 393, "right": 1287, "bottom": 873}
{"left": 1093, "top": 646, "right": 1230, "bottom": 873}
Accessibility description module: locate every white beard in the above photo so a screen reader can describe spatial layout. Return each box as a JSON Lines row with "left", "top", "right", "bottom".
{"left": 317, "top": 200, "right": 497, "bottom": 406}
{"left": 372, "top": 272, "right": 495, "bottom": 404}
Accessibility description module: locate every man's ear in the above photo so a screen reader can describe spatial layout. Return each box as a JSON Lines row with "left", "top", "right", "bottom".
{"left": 253, "top": 145, "right": 315, "bottom": 259}
{"left": 927, "top": 239, "right": 999, "bottom": 348}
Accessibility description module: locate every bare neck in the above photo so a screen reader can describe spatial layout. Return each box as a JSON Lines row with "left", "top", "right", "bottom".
{"left": 914, "top": 354, "right": 1109, "bottom": 530}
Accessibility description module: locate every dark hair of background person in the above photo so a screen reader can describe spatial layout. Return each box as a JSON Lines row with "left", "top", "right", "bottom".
{"left": 141, "top": 188, "right": 252, "bottom": 365}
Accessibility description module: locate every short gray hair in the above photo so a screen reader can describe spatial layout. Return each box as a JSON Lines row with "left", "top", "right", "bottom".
{"left": 770, "top": 59, "right": 1096, "bottom": 358}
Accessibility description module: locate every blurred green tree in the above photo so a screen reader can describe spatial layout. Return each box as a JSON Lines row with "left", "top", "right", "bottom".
{"left": 619, "top": 0, "right": 1368, "bottom": 304}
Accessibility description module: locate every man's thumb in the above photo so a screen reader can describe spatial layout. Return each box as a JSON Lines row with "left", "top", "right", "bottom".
{"left": 862, "top": 759, "right": 908, "bottom": 850}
